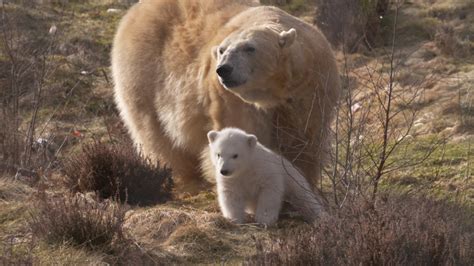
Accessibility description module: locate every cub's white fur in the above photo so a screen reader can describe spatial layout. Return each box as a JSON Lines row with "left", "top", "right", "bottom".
{"left": 207, "top": 128, "right": 325, "bottom": 225}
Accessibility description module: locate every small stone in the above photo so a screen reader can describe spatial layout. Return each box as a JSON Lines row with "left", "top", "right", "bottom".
{"left": 107, "top": 8, "right": 121, "bottom": 13}
{"left": 49, "top": 25, "right": 57, "bottom": 35}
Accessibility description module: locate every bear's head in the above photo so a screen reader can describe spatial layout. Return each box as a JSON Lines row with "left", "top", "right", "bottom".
{"left": 212, "top": 27, "right": 297, "bottom": 108}
{"left": 207, "top": 128, "right": 257, "bottom": 177}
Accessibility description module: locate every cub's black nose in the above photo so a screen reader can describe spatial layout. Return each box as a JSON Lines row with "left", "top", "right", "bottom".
{"left": 220, "top": 169, "right": 229, "bottom": 176}
{"left": 216, "top": 64, "right": 233, "bottom": 78}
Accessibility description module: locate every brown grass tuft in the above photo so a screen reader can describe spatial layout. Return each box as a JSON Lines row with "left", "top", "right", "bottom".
{"left": 248, "top": 195, "right": 474, "bottom": 265}
{"left": 63, "top": 141, "right": 173, "bottom": 206}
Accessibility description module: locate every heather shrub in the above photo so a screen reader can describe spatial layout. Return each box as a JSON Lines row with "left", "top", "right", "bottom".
{"left": 248, "top": 195, "right": 474, "bottom": 265}
{"left": 28, "top": 192, "right": 166, "bottom": 264}
{"left": 30, "top": 193, "right": 126, "bottom": 251}
{"left": 63, "top": 141, "right": 173, "bottom": 206}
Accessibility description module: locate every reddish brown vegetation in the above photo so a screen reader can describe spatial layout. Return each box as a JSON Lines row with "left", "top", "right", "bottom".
{"left": 30, "top": 193, "right": 126, "bottom": 251}
{"left": 63, "top": 141, "right": 173, "bottom": 206}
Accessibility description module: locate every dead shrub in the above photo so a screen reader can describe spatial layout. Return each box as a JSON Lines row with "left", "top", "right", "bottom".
{"left": 248, "top": 195, "right": 474, "bottom": 265}
{"left": 63, "top": 141, "right": 173, "bottom": 206}
{"left": 29, "top": 192, "right": 126, "bottom": 251}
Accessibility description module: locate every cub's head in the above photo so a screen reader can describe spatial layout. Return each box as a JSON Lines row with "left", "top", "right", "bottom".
{"left": 207, "top": 128, "right": 258, "bottom": 177}
{"left": 212, "top": 27, "right": 297, "bottom": 107}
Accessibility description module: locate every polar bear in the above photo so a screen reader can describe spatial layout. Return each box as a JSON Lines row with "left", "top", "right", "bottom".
{"left": 207, "top": 128, "right": 325, "bottom": 225}
{"left": 111, "top": 0, "right": 340, "bottom": 192}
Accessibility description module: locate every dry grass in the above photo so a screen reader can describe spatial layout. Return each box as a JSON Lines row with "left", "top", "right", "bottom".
{"left": 123, "top": 192, "right": 280, "bottom": 264}
{"left": 0, "top": 178, "right": 32, "bottom": 202}
{"left": 248, "top": 194, "right": 474, "bottom": 265}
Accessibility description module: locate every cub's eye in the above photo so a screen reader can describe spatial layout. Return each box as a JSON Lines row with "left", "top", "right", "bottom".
{"left": 244, "top": 46, "right": 256, "bottom": 53}
{"left": 232, "top": 154, "right": 238, "bottom": 159}
{"left": 217, "top": 153, "right": 221, "bottom": 158}
{"left": 219, "top": 47, "right": 225, "bottom": 54}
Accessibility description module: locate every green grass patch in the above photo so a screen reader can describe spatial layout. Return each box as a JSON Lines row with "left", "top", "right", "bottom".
{"left": 385, "top": 137, "right": 473, "bottom": 203}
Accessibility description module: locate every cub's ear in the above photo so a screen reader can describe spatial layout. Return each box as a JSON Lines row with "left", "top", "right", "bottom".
{"left": 207, "top": 131, "right": 219, "bottom": 143}
{"left": 279, "top": 28, "right": 296, "bottom": 48}
{"left": 247, "top": 135, "right": 257, "bottom": 148}
{"left": 211, "top": 46, "right": 219, "bottom": 60}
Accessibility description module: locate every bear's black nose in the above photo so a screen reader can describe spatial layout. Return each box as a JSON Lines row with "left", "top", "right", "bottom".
{"left": 220, "top": 169, "right": 229, "bottom": 176}
{"left": 216, "top": 64, "right": 233, "bottom": 78}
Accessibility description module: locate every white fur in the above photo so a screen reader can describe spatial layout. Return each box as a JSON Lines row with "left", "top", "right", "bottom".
{"left": 207, "top": 128, "right": 325, "bottom": 225}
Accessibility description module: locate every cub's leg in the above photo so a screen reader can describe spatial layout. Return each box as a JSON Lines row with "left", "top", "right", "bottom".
{"left": 255, "top": 187, "right": 284, "bottom": 225}
{"left": 217, "top": 190, "right": 246, "bottom": 224}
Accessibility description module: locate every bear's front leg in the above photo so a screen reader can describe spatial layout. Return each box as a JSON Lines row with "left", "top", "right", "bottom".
{"left": 255, "top": 187, "right": 283, "bottom": 225}
{"left": 217, "top": 190, "right": 246, "bottom": 224}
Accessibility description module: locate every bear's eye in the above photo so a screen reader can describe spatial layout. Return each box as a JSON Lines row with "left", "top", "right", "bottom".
{"left": 232, "top": 154, "right": 238, "bottom": 159}
{"left": 243, "top": 46, "right": 256, "bottom": 53}
{"left": 219, "top": 47, "right": 225, "bottom": 55}
{"left": 217, "top": 153, "right": 221, "bottom": 158}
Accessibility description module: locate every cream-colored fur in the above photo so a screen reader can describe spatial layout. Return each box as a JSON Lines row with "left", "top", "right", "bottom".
{"left": 208, "top": 128, "right": 325, "bottom": 225}
{"left": 111, "top": 0, "right": 340, "bottom": 192}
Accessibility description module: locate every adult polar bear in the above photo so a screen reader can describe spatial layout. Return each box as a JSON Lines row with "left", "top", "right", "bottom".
{"left": 112, "top": 0, "right": 340, "bottom": 192}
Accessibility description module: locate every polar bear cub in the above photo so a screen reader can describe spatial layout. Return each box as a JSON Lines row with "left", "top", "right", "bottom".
{"left": 207, "top": 128, "right": 325, "bottom": 225}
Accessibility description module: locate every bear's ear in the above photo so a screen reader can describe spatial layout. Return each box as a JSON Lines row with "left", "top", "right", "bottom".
{"left": 211, "top": 46, "right": 219, "bottom": 60}
{"left": 279, "top": 28, "right": 296, "bottom": 48}
{"left": 247, "top": 135, "right": 257, "bottom": 148}
{"left": 207, "top": 131, "right": 219, "bottom": 143}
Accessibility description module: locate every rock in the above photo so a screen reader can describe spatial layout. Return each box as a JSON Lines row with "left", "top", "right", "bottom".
{"left": 106, "top": 8, "right": 121, "bottom": 14}
{"left": 351, "top": 102, "right": 362, "bottom": 113}
{"left": 49, "top": 25, "right": 57, "bottom": 35}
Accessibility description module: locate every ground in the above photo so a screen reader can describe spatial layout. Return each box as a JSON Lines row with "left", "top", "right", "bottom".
{"left": 0, "top": 0, "right": 472, "bottom": 264}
